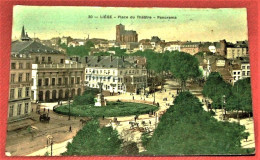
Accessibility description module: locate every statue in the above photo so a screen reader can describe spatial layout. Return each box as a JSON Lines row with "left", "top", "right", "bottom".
{"left": 95, "top": 82, "right": 106, "bottom": 106}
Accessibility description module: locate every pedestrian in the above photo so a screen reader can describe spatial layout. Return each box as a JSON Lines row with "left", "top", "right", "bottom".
{"left": 48, "top": 108, "right": 49, "bottom": 113}
{"left": 44, "top": 108, "right": 46, "bottom": 112}
{"left": 133, "top": 96, "right": 134, "bottom": 100}
{"left": 69, "top": 125, "right": 72, "bottom": 132}
{"left": 165, "top": 89, "right": 166, "bottom": 92}
{"left": 149, "top": 120, "right": 151, "bottom": 125}
{"left": 102, "top": 115, "right": 105, "bottom": 120}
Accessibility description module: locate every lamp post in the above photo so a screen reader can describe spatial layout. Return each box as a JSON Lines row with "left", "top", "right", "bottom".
{"left": 222, "top": 95, "right": 226, "bottom": 119}
{"left": 46, "top": 135, "right": 53, "bottom": 156}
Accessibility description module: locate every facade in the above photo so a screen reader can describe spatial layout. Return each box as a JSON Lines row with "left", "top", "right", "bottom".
{"left": 164, "top": 42, "right": 182, "bottom": 52}
{"left": 8, "top": 54, "right": 32, "bottom": 122}
{"left": 180, "top": 42, "right": 200, "bottom": 55}
{"left": 116, "top": 24, "right": 138, "bottom": 43}
{"left": 31, "top": 63, "right": 85, "bottom": 102}
{"left": 241, "top": 61, "right": 250, "bottom": 78}
{"left": 82, "top": 56, "right": 147, "bottom": 94}
{"left": 226, "top": 47, "right": 248, "bottom": 59}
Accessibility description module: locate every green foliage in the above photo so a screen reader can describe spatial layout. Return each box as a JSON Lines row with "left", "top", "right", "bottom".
{"left": 63, "top": 119, "right": 122, "bottom": 155}
{"left": 54, "top": 102, "right": 158, "bottom": 117}
{"left": 66, "top": 46, "right": 90, "bottom": 57}
{"left": 121, "top": 142, "right": 139, "bottom": 155}
{"left": 85, "top": 40, "right": 94, "bottom": 48}
{"left": 202, "top": 72, "right": 232, "bottom": 109}
{"left": 226, "top": 78, "right": 252, "bottom": 113}
{"left": 170, "top": 52, "right": 201, "bottom": 90}
{"left": 143, "top": 91, "right": 248, "bottom": 155}
{"left": 109, "top": 47, "right": 126, "bottom": 57}
{"left": 93, "top": 52, "right": 111, "bottom": 56}
{"left": 73, "top": 93, "right": 95, "bottom": 105}
{"left": 141, "top": 132, "right": 152, "bottom": 148}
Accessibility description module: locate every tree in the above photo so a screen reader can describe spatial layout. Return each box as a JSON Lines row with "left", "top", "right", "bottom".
{"left": 73, "top": 93, "right": 95, "bottom": 105}
{"left": 143, "top": 91, "right": 249, "bottom": 155}
{"left": 63, "top": 119, "right": 122, "bottom": 155}
{"left": 121, "top": 142, "right": 139, "bottom": 155}
{"left": 202, "top": 72, "right": 232, "bottom": 110}
{"left": 226, "top": 78, "right": 252, "bottom": 119}
{"left": 170, "top": 52, "right": 201, "bottom": 91}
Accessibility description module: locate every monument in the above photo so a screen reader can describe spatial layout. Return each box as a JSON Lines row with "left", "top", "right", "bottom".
{"left": 95, "top": 82, "right": 106, "bottom": 106}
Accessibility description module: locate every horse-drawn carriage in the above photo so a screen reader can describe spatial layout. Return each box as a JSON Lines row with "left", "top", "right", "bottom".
{"left": 39, "top": 113, "right": 50, "bottom": 122}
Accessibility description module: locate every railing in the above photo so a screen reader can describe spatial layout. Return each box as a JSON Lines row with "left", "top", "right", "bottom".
{"left": 32, "top": 63, "right": 84, "bottom": 69}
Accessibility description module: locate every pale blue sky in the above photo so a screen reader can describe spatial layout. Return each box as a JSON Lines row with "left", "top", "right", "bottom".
{"left": 12, "top": 6, "right": 248, "bottom": 42}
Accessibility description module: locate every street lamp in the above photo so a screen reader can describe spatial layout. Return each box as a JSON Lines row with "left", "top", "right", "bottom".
{"left": 46, "top": 135, "right": 54, "bottom": 156}
{"left": 222, "top": 95, "right": 226, "bottom": 119}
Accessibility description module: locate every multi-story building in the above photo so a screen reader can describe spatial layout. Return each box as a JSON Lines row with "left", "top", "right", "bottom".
{"left": 164, "top": 41, "right": 182, "bottom": 52}
{"left": 116, "top": 24, "right": 138, "bottom": 43}
{"left": 226, "top": 47, "right": 248, "bottom": 59}
{"left": 241, "top": 61, "right": 250, "bottom": 78}
{"left": 180, "top": 42, "right": 201, "bottom": 55}
{"left": 82, "top": 56, "right": 147, "bottom": 94}
{"left": 8, "top": 54, "right": 32, "bottom": 122}
{"left": 31, "top": 62, "right": 85, "bottom": 102}
{"left": 231, "top": 64, "right": 242, "bottom": 84}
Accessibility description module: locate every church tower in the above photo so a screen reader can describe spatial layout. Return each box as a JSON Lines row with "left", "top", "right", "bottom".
{"left": 116, "top": 24, "right": 125, "bottom": 43}
{"left": 20, "top": 26, "right": 30, "bottom": 41}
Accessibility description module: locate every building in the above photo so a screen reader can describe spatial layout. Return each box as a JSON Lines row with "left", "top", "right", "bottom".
{"left": 231, "top": 64, "right": 242, "bottom": 84}
{"left": 116, "top": 24, "right": 138, "bottom": 43}
{"left": 226, "top": 47, "right": 248, "bottom": 59}
{"left": 61, "top": 36, "right": 73, "bottom": 45}
{"left": 241, "top": 60, "right": 250, "bottom": 78}
{"left": 31, "top": 62, "right": 85, "bottom": 102}
{"left": 82, "top": 56, "right": 147, "bottom": 94}
{"left": 180, "top": 42, "right": 201, "bottom": 55}
{"left": 11, "top": 40, "right": 66, "bottom": 64}
{"left": 8, "top": 54, "right": 32, "bottom": 122}
{"left": 164, "top": 41, "right": 182, "bottom": 52}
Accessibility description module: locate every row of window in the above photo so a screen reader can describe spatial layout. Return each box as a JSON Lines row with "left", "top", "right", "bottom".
{"left": 88, "top": 84, "right": 124, "bottom": 90}
{"left": 242, "top": 65, "right": 250, "bottom": 69}
{"left": 10, "top": 73, "right": 30, "bottom": 83}
{"left": 86, "top": 69, "right": 142, "bottom": 75}
{"left": 11, "top": 62, "right": 31, "bottom": 69}
{"left": 37, "top": 77, "right": 81, "bottom": 86}
{"left": 35, "top": 56, "right": 64, "bottom": 64}
{"left": 233, "top": 71, "right": 250, "bottom": 76}
{"left": 9, "top": 103, "right": 29, "bottom": 117}
{"left": 9, "top": 87, "right": 30, "bottom": 99}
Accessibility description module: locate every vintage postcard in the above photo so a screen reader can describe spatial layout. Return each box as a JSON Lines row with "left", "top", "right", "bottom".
{"left": 5, "top": 6, "right": 255, "bottom": 156}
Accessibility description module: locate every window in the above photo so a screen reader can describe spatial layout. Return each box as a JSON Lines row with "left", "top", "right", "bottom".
{"left": 52, "top": 78, "right": 55, "bottom": 85}
{"left": 242, "top": 66, "right": 245, "bottom": 69}
{"left": 18, "top": 88, "right": 22, "bottom": 98}
{"left": 113, "top": 78, "right": 115, "bottom": 82}
{"left": 48, "top": 57, "right": 51, "bottom": 62}
{"left": 26, "top": 63, "right": 30, "bottom": 69}
{"left": 26, "top": 73, "right": 30, "bottom": 82}
{"left": 11, "top": 63, "right": 16, "bottom": 69}
{"left": 25, "top": 103, "right": 29, "bottom": 114}
{"left": 45, "top": 78, "right": 49, "bottom": 86}
{"left": 65, "top": 77, "right": 68, "bottom": 85}
{"left": 233, "top": 72, "right": 236, "bottom": 75}
{"left": 36, "top": 57, "right": 39, "bottom": 62}
{"left": 77, "top": 77, "right": 80, "bottom": 84}
{"left": 242, "top": 71, "right": 245, "bottom": 76}
{"left": 10, "top": 89, "right": 15, "bottom": 99}
{"left": 247, "top": 66, "right": 250, "bottom": 69}
{"left": 9, "top": 105, "right": 14, "bottom": 117}
{"left": 71, "top": 77, "right": 74, "bottom": 84}
{"left": 247, "top": 71, "right": 250, "bottom": 76}
{"left": 238, "top": 72, "right": 240, "bottom": 75}
{"left": 38, "top": 79, "right": 42, "bottom": 86}
{"left": 17, "top": 104, "right": 22, "bottom": 115}
{"left": 11, "top": 74, "right": 15, "bottom": 83}
{"left": 58, "top": 78, "right": 62, "bottom": 85}
{"left": 25, "top": 87, "right": 30, "bottom": 97}
{"left": 18, "top": 73, "right": 23, "bottom": 82}
{"left": 19, "top": 63, "right": 23, "bottom": 69}
{"left": 42, "top": 57, "right": 45, "bottom": 62}
{"left": 60, "top": 59, "right": 64, "bottom": 64}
